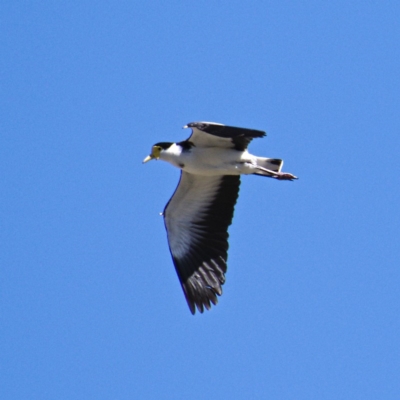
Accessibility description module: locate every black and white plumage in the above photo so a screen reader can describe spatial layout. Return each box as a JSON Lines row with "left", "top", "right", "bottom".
{"left": 143, "top": 122, "right": 297, "bottom": 314}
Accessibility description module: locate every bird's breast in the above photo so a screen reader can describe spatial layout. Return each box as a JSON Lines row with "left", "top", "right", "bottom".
{"left": 178, "top": 148, "right": 246, "bottom": 176}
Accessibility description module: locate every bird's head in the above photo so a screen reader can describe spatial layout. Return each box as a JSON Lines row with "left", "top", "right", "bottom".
{"left": 143, "top": 142, "right": 173, "bottom": 163}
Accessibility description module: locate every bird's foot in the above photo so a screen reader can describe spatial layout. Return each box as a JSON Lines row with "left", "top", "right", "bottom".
{"left": 253, "top": 165, "right": 298, "bottom": 180}
{"left": 274, "top": 172, "right": 298, "bottom": 181}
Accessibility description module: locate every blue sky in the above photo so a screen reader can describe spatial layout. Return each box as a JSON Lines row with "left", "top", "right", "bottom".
{"left": 1, "top": 1, "right": 399, "bottom": 399}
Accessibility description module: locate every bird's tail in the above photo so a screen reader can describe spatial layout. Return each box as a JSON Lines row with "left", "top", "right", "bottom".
{"left": 253, "top": 157, "right": 283, "bottom": 177}
{"left": 253, "top": 157, "right": 298, "bottom": 180}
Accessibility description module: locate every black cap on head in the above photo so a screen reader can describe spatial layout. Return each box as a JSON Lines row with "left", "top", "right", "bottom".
{"left": 154, "top": 142, "right": 173, "bottom": 150}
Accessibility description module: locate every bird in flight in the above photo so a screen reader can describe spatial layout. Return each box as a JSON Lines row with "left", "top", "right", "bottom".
{"left": 143, "top": 122, "right": 297, "bottom": 314}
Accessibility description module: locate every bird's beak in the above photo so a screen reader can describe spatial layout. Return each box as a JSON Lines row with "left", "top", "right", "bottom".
{"left": 142, "top": 155, "right": 154, "bottom": 163}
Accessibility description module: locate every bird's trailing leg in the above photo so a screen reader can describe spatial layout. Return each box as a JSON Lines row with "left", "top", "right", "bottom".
{"left": 274, "top": 171, "right": 298, "bottom": 180}
{"left": 255, "top": 166, "right": 298, "bottom": 180}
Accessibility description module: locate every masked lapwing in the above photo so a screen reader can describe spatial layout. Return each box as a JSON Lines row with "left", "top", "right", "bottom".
{"left": 143, "top": 122, "right": 297, "bottom": 314}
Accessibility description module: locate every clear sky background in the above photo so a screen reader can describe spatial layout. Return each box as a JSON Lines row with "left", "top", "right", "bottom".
{"left": 1, "top": 2, "right": 399, "bottom": 399}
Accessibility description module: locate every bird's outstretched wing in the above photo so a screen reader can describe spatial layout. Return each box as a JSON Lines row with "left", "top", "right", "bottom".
{"left": 185, "top": 121, "right": 266, "bottom": 151}
{"left": 163, "top": 171, "right": 240, "bottom": 314}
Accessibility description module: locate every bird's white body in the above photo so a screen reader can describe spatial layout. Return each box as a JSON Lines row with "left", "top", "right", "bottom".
{"left": 158, "top": 143, "right": 283, "bottom": 177}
